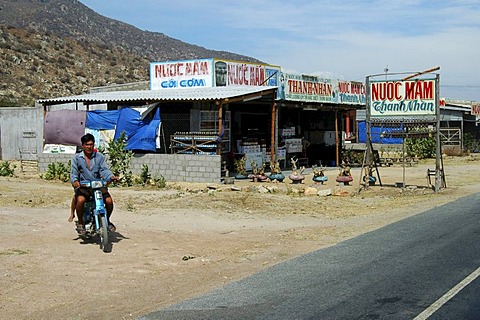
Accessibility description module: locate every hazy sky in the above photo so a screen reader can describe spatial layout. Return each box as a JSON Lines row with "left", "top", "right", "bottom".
{"left": 78, "top": 0, "right": 480, "bottom": 102}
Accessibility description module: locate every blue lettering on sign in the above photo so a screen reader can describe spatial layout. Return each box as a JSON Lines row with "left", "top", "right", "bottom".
{"left": 180, "top": 78, "right": 206, "bottom": 87}
{"left": 161, "top": 79, "right": 178, "bottom": 88}
{"left": 161, "top": 78, "right": 206, "bottom": 88}
{"left": 372, "top": 100, "right": 434, "bottom": 114}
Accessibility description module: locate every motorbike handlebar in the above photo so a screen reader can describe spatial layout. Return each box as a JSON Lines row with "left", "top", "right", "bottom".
{"left": 79, "top": 179, "right": 109, "bottom": 188}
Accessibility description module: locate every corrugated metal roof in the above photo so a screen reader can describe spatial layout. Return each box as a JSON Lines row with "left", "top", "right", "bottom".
{"left": 37, "top": 86, "right": 277, "bottom": 104}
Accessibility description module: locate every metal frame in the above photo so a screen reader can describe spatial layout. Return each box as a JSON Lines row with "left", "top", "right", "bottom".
{"left": 364, "top": 67, "right": 444, "bottom": 192}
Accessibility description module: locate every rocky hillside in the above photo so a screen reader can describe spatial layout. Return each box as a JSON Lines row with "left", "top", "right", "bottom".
{"left": 0, "top": 0, "right": 261, "bottom": 107}
{"left": 0, "top": 25, "right": 151, "bottom": 106}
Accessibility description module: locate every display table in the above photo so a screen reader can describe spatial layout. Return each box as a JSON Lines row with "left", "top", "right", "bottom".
{"left": 235, "top": 152, "right": 264, "bottom": 171}
{"left": 170, "top": 132, "right": 218, "bottom": 155}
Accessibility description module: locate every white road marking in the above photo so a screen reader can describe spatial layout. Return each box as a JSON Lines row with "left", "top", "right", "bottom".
{"left": 414, "top": 266, "right": 480, "bottom": 320}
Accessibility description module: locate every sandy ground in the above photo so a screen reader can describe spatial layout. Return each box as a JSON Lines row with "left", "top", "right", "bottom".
{"left": 1, "top": 155, "right": 480, "bottom": 320}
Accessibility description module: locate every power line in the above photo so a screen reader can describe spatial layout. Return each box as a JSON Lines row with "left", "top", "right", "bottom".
{"left": 440, "top": 85, "right": 480, "bottom": 88}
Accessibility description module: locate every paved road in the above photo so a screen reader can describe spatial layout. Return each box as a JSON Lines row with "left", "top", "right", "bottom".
{"left": 140, "top": 192, "right": 480, "bottom": 320}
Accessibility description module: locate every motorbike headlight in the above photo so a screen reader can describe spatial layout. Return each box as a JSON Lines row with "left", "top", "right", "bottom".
{"left": 91, "top": 181, "right": 103, "bottom": 189}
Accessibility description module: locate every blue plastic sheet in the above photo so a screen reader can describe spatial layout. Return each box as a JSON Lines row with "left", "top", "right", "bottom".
{"left": 114, "top": 107, "right": 161, "bottom": 151}
{"left": 358, "top": 121, "right": 403, "bottom": 144}
{"left": 86, "top": 110, "right": 120, "bottom": 130}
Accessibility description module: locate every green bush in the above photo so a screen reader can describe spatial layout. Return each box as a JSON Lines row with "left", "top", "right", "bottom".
{"left": 105, "top": 131, "right": 134, "bottom": 186}
{"left": 152, "top": 175, "right": 166, "bottom": 188}
{"left": 464, "top": 133, "right": 480, "bottom": 153}
{"left": 138, "top": 164, "right": 151, "bottom": 185}
{"left": 341, "top": 149, "right": 363, "bottom": 165}
{"left": 40, "top": 161, "right": 70, "bottom": 182}
{"left": 405, "top": 136, "right": 436, "bottom": 159}
{"left": 135, "top": 164, "right": 166, "bottom": 188}
{"left": 0, "top": 161, "right": 16, "bottom": 177}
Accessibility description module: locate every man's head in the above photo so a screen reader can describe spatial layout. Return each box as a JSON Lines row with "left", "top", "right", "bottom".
{"left": 81, "top": 133, "right": 95, "bottom": 145}
{"left": 81, "top": 133, "right": 95, "bottom": 154}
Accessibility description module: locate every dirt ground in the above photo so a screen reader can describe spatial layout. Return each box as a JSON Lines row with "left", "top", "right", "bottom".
{"left": 1, "top": 155, "right": 480, "bottom": 320}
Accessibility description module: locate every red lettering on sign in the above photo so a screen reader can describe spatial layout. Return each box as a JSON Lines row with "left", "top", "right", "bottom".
{"left": 228, "top": 64, "right": 249, "bottom": 85}
{"left": 249, "top": 66, "right": 265, "bottom": 86}
{"left": 338, "top": 82, "right": 350, "bottom": 93}
{"left": 351, "top": 82, "right": 365, "bottom": 95}
{"left": 405, "top": 80, "right": 433, "bottom": 100}
{"left": 472, "top": 104, "right": 480, "bottom": 116}
{"left": 288, "top": 80, "right": 332, "bottom": 96}
{"left": 371, "top": 82, "right": 402, "bottom": 101}
{"left": 154, "top": 61, "right": 209, "bottom": 79}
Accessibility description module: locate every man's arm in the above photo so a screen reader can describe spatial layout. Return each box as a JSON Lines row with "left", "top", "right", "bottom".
{"left": 70, "top": 155, "right": 80, "bottom": 187}
{"left": 97, "top": 153, "right": 114, "bottom": 181}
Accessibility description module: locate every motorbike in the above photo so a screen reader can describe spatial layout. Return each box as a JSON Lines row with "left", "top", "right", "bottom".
{"left": 79, "top": 179, "right": 111, "bottom": 252}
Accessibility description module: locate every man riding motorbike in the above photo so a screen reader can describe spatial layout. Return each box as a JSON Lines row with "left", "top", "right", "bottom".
{"left": 70, "top": 133, "right": 118, "bottom": 235}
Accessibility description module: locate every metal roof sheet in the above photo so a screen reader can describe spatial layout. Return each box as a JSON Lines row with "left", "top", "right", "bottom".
{"left": 37, "top": 86, "right": 277, "bottom": 104}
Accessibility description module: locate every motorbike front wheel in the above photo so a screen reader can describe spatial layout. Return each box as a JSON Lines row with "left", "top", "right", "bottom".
{"left": 99, "top": 215, "right": 110, "bottom": 252}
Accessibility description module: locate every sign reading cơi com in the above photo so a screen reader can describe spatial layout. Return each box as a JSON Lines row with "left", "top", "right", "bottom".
{"left": 369, "top": 79, "right": 437, "bottom": 117}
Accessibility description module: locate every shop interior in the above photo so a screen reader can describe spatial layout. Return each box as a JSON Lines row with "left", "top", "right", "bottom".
{"left": 161, "top": 99, "right": 358, "bottom": 174}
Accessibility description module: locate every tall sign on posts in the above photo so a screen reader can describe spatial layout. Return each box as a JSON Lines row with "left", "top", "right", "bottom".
{"left": 365, "top": 67, "right": 444, "bottom": 192}
{"left": 369, "top": 79, "right": 436, "bottom": 117}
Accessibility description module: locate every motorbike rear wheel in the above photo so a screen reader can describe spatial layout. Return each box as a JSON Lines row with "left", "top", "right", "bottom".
{"left": 99, "top": 215, "right": 110, "bottom": 252}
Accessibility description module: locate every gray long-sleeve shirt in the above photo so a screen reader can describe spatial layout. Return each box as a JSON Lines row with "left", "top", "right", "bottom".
{"left": 70, "top": 151, "right": 114, "bottom": 185}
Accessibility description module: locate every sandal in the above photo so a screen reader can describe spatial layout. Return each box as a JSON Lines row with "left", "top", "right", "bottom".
{"left": 108, "top": 222, "right": 116, "bottom": 233}
{"left": 75, "top": 222, "right": 86, "bottom": 235}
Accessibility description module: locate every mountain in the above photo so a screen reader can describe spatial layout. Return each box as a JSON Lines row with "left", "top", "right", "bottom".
{"left": 0, "top": 0, "right": 262, "bottom": 107}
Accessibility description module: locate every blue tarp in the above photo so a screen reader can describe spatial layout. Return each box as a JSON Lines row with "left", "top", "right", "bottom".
{"left": 358, "top": 121, "right": 403, "bottom": 144}
{"left": 86, "top": 110, "right": 120, "bottom": 130}
{"left": 114, "top": 107, "right": 161, "bottom": 151}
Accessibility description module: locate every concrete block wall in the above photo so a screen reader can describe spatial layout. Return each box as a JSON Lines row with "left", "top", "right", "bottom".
{"left": 129, "top": 153, "right": 221, "bottom": 182}
{"left": 38, "top": 153, "right": 222, "bottom": 183}
{"left": 38, "top": 153, "right": 72, "bottom": 173}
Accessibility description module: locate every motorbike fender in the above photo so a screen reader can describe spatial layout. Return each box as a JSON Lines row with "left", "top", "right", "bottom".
{"left": 93, "top": 190, "right": 107, "bottom": 215}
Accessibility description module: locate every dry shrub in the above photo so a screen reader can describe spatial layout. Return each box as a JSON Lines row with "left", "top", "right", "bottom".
{"left": 443, "top": 145, "right": 463, "bottom": 156}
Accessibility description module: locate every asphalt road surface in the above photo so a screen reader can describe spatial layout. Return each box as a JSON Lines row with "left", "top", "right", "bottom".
{"left": 140, "top": 192, "right": 480, "bottom": 320}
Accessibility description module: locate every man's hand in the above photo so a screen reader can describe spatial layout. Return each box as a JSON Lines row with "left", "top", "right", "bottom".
{"left": 72, "top": 181, "right": 80, "bottom": 188}
{"left": 109, "top": 176, "right": 120, "bottom": 183}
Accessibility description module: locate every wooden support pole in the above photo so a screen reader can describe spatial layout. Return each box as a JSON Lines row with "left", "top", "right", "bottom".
{"left": 402, "top": 66, "right": 440, "bottom": 81}
{"left": 345, "top": 110, "right": 351, "bottom": 139}
{"left": 335, "top": 110, "right": 339, "bottom": 167}
{"left": 270, "top": 102, "right": 276, "bottom": 164}
{"left": 217, "top": 101, "right": 223, "bottom": 155}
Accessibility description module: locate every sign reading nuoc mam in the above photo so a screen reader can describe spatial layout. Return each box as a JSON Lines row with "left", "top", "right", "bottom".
{"left": 150, "top": 59, "right": 213, "bottom": 90}
{"left": 150, "top": 59, "right": 280, "bottom": 90}
{"left": 369, "top": 79, "right": 437, "bottom": 117}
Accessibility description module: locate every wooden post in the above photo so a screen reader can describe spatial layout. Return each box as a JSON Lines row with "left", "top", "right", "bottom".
{"left": 364, "top": 76, "right": 372, "bottom": 190}
{"left": 335, "top": 110, "right": 339, "bottom": 167}
{"left": 434, "top": 73, "right": 442, "bottom": 192}
{"left": 217, "top": 101, "right": 223, "bottom": 155}
{"left": 270, "top": 102, "right": 276, "bottom": 164}
{"left": 345, "top": 110, "right": 351, "bottom": 140}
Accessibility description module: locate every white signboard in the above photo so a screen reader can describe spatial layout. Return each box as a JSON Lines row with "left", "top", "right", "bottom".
{"left": 334, "top": 80, "right": 366, "bottom": 105}
{"left": 213, "top": 59, "right": 280, "bottom": 87}
{"left": 369, "top": 79, "right": 437, "bottom": 117}
{"left": 281, "top": 73, "right": 333, "bottom": 103}
{"left": 150, "top": 59, "right": 213, "bottom": 90}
